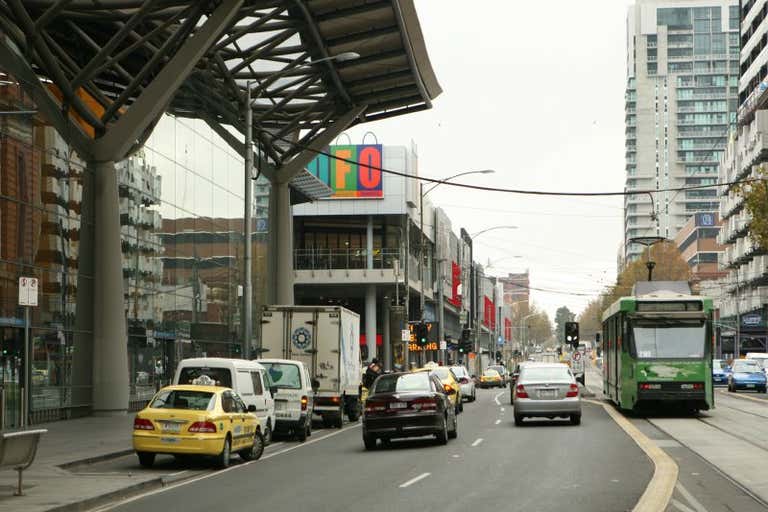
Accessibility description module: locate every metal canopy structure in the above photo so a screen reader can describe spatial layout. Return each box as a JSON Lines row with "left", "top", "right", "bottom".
{"left": 0, "top": 0, "right": 441, "bottom": 187}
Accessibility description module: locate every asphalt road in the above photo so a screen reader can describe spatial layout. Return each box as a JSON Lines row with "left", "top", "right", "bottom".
{"left": 96, "top": 388, "right": 652, "bottom": 512}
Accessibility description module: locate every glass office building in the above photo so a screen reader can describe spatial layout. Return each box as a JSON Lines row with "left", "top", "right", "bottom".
{"left": 0, "top": 80, "right": 267, "bottom": 426}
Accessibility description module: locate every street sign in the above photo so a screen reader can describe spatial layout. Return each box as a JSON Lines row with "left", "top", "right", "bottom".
{"left": 459, "top": 311, "right": 468, "bottom": 324}
{"left": 401, "top": 329, "right": 411, "bottom": 342}
{"left": 18, "top": 277, "right": 38, "bottom": 306}
{"left": 439, "top": 340, "right": 447, "bottom": 350}
{"left": 570, "top": 350, "right": 585, "bottom": 374}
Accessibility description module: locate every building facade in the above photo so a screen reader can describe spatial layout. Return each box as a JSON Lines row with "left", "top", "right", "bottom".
{"left": 0, "top": 78, "right": 268, "bottom": 427}
{"left": 716, "top": 0, "right": 768, "bottom": 355}
{"left": 624, "top": 0, "right": 740, "bottom": 263}
{"left": 673, "top": 211, "right": 726, "bottom": 281}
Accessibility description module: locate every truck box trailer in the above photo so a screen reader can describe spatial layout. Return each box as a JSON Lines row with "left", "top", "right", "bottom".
{"left": 259, "top": 305, "right": 362, "bottom": 427}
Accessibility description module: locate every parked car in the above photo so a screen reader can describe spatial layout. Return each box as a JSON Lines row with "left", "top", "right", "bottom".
{"left": 259, "top": 358, "right": 316, "bottom": 441}
{"left": 513, "top": 363, "right": 581, "bottom": 426}
{"left": 132, "top": 383, "right": 264, "bottom": 468}
{"left": 174, "top": 357, "right": 276, "bottom": 444}
{"left": 479, "top": 368, "right": 503, "bottom": 388}
{"left": 728, "top": 360, "right": 767, "bottom": 393}
{"left": 362, "top": 371, "right": 457, "bottom": 449}
{"left": 450, "top": 365, "right": 476, "bottom": 402}
{"left": 712, "top": 359, "right": 731, "bottom": 386}
{"left": 414, "top": 364, "right": 463, "bottom": 414}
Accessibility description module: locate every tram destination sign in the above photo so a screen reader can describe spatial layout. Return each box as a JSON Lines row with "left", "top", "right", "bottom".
{"left": 636, "top": 301, "right": 702, "bottom": 312}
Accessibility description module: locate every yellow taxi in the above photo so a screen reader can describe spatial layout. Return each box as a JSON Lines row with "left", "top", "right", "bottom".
{"left": 479, "top": 368, "right": 503, "bottom": 388}
{"left": 133, "top": 380, "right": 264, "bottom": 469}
{"left": 414, "top": 363, "right": 463, "bottom": 414}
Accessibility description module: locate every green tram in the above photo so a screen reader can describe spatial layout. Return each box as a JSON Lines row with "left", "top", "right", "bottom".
{"left": 602, "top": 292, "right": 714, "bottom": 412}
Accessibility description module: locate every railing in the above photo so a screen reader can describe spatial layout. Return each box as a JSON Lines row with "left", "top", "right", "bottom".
{"left": 294, "top": 248, "right": 401, "bottom": 270}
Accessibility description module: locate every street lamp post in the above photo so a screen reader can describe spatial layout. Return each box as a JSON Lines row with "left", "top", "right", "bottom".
{"left": 418, "top": 170, "right": 494, "bottom": 366}
{"left": 242, "top": 52, "right": 359, "bottom": 359}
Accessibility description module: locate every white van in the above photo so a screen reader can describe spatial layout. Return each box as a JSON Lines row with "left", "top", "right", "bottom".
{"left": 173, "top": 358, "right": 276, "bottom": 444}
{"left": 745, "top": 353, "right": 768, "bottom": 376}
{"left": 258, "top": 358, "right": 316, "bottom": 442}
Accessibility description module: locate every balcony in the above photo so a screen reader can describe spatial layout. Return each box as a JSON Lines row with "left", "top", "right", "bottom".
{"left": 293, "top": 248, "right": 426, "bottom": 288}
{"left": 295, "top": 248, "right": 401, "bottom": 271}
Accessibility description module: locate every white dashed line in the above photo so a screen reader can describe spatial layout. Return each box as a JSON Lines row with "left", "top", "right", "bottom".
{"left": 494, "top": 419, "right": 501, "bottom": 425}
{"left": 500, "top": 407, "right": 505, "bottom": 412}
{"left": 471, "top": 438, "right": 483, "bottom": 447}
{"left": 399, "top": 472, "right": 431, "bottom": 488}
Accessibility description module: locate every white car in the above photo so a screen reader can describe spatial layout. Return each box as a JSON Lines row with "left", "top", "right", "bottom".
{"left": 450, "top": 365, "right": 476, "bottom": 402}
{"left": 513, "top": 362, "right": 581, "bottom": 426}
{"left": 258, "top": 358, "right": 316, "bottom": 442}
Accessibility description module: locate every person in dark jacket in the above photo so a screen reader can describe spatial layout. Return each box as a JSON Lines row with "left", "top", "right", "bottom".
{"left": 363, "top": 358, "right": 382, "bottom": 389}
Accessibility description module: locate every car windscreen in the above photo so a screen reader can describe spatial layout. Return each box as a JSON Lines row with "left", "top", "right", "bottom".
{"left": 451, "top": 367, "right": 468, "bottom": 378}
{"left": 372, "top": 373, "right": 431, "bottom": 394}
{"left": 489, "top": 366, "right": 505, "bottom": 374}
{"left": 712, "top": 360, "right": 727, "bottom": 371}
{"left": 732, "top": 362, "right": 761, "bottom": 373}
{"left": 631, "top": 319, "right": 706, "bottom": 359}
{"left": 747, "top": 358, "right": 767, "bottom": 369}
{"left": 432, "top": 368, "right": 453, "bottom": 380}
{"left": 178, "top": 367, "right": 232, "bottom": 387}
{"left": 520, "top": 367, "right": 571, "bottom": 383}
{"left": 150, "top": 390, "right": 215, "bottom": 411}
{"left": 482, "top": 369, "right": 499, "bottom": 377}
{"left": 262, "top": 363, "right": 302, "bottom": 389}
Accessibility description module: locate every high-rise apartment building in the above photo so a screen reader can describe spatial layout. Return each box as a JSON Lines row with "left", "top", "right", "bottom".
{"left": 624, "top": 0, "right": 740, "bottom": 263}
{"left": 717, "top": 0, "right": 768, "bottom": 355}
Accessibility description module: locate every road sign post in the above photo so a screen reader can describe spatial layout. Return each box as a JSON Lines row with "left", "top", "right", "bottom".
{"left": 18, "top": 277, "right": 38, "bottom": 428}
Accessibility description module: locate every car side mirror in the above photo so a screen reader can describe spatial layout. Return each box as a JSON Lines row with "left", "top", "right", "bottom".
{"left": 247, "top": 404, "right": 257, "bottom": 413}
{"left": 311, "top": 378, "right": 320, "bottom": 391}
{"left": 269, "top": 386, "right": 278, "bottom": 397}
{"left": 459, "top": 377, "right": 469, "bottom": 384}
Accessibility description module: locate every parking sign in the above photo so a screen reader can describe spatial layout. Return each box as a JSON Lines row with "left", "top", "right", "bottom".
{"left": 18, "top": 277, "right": 39, "bottom": 306}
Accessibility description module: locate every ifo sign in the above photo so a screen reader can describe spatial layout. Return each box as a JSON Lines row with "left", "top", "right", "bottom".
{"left": 18, "top": 277, "right": 39, "bottom": 306}
{"left": 306, "top": 144, "right": 383, "bottom": 199}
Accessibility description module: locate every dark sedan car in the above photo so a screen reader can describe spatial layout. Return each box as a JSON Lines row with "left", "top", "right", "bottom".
{"left": 362, "top": 372, "right": 457, "bottom": 450}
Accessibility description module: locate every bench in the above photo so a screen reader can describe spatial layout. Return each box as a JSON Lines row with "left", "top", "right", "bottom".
{"left": 0, "top": 429, "right": 47, "bottom": 496}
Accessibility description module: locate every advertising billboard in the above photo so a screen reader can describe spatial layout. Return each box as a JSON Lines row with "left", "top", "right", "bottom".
{"left": 306, "top": 144, "right": 383, "bottom": 199}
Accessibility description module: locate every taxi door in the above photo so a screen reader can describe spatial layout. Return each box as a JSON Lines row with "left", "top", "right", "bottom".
{"left": 223, "top": 391, "right": 247, "bottom": 451}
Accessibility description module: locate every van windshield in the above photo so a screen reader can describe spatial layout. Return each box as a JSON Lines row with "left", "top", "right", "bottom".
{"left": 178, "top": 367, "right": 232, "bottom": 387}
{"left": 262, "top": 363, "right": 302, "bottom": 389}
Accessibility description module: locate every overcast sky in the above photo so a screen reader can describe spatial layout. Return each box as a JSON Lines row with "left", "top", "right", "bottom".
{"left": 345, "top": 0, "right": 636, "bottom": 320}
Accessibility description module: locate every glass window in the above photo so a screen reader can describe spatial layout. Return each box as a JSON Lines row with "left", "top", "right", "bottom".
{"left": 236, "top": 370, "right": 255, "bottom": 396}
{"left": 150, "top": 389, "right": 215, "bottom": 410}
{"left": 520, "top": 366, "right": 572, "bottom": 382}
{"left": 262, "top": 362, "right": 302, "bottom": 389}
{"left": 732, "top": 361, "right": 761, "bottom": 373}
{"left": 372, "top": 372, "right": 431, "bottom": 394}
{"left": 657, "top": 7, "right": 692, "bottom": 28}
{"left": 178, "top": 366, "right": 233, "bottom": 387}
{"left": 631, "top": 320, "right": 706, "bottom": 359}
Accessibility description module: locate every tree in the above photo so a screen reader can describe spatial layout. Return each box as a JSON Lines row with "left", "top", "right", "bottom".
{"left": 526, "top": 304, "right": 553, "bottom": 346}
{"left": 577, "top": 298, "right": 603, "bottom": 339}
{"left": 736, "top": 166, "right": 768, "bottom": 250}
{"left": 602, "top": 240, "right": 691, "bottom": 307}
{"left": 554, "top": 306, "right": 573, "bottom": 344}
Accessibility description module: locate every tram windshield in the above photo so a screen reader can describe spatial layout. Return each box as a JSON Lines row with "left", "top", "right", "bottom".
{"left": 631, "top": 319, "right": 706, "bottom": 359}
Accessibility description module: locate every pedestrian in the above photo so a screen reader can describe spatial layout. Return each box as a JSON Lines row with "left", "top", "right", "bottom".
{"left": 363, "top": 358, "right": 382, "bottom": 389}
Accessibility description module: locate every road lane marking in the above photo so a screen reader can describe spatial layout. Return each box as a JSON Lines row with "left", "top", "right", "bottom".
{"left": 493, "top": 392, "right": 504, "bottom": 405}
{"left": 471, "top": 438, "right": 483, "bottom": 447}
{"left": 715, "top": 388, "right": 768, "bottom": 404}
{"left": 587, "top": 400, "right": 679, "bottom": 512}
{"left": 671, "top": 499, "right": 697, "bottom": 512}
{"left": 675, "top": 482, "right": 709, "bottom": 512}
{"left": 399, "top": 472, "right": 430, "bottom": 488}
{"left": 494, "top": 419, "right": 501, "bottom": 425}
{"left": 500, "top": 407, "right": 505, "bottom": 412}
{"left": 90, "top": 424, "right": 362, "bottom": 511}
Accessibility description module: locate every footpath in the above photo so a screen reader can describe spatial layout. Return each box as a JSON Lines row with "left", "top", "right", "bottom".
{"left": 0, "top": 414, "right": 161, "bottom": 512}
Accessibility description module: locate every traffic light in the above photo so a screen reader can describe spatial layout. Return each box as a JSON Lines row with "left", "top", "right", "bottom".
{"left": 458, "top": 328, "right": 472, "bottom": 353}
{"left": 565, "top": 321, "right": 579, "bottom": 348}
{"left": 416, "top": 322, "right": 429, "bottom": 346}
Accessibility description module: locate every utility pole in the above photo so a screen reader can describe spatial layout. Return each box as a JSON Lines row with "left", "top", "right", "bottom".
{"left": 419, "top": 182, "right": 426, "bottom": 367}
{"left": 243, "top": 83, "right": 254, "bottom": 359}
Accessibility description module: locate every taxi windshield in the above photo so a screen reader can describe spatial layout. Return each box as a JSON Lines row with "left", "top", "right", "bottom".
{"left": 150, "top": 390, "right": 215, "bottom": 411}
{"left": 431, "top": 368, "right": 453, "bottom": 380}
{"left": 483, "top": 369, "right": 500, "bottom": 377}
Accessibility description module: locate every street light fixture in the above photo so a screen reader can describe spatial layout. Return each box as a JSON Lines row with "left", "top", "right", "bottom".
{"left": 417, "top": 169, "right": 495, "bottom": 365}
{"left": 242, "top": 52, "right": 360, "bottom": 359}
{"left": 470, "top": 225, "right": 519, "bottom": 238}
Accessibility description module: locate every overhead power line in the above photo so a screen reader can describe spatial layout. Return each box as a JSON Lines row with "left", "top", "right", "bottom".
{"left": 267, "top": 132, "right": 763, "bottom": 197}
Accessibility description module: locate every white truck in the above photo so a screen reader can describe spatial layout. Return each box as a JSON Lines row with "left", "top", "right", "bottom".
{"left": 259, "top": 305, "right": 362, "bottom": 428}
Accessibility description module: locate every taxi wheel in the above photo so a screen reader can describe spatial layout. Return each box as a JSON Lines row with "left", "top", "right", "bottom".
{"left": 448, "top": 414, "right": 458, "bottom": 439}
{"left": 216, "top": 437, "right": 231, "bottom": 468}
{"left": 240, "top": 431, "right": 264, "bottom": 461}
{"left": 137, "top": 452, "right": 155, "bottom": 468}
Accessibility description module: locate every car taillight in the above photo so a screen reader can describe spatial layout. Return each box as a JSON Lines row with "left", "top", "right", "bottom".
{"left": 443, "top": 384, "right": 452, "bottom": 393}
{"left": 566, "top": 384, "right": 579, "bottom": 397}
{"left": 331, "top": 396, "right": 340, "bottom": 404}
{"left": 133, "top": 417, "right": 154, "bottom": 430}
{"left": 188, "top": 421, "right": 217, "bottom": 433}
{"left": 411, "top": 398, "right": 438, "bottom": 411}
{"left": 301, "top": 396, "right": 308, "bottom": 411}
{"left": 692, "top": 383, "right": 704, "bottom": 390}
{"left": 639, "top": 383, "right": 661, "bottom": 390}
{"left": 364, "top": 401, "right": 386, "bottom": 413}
{"left": 515, "top": 384, "right": 528, "bottom": 398}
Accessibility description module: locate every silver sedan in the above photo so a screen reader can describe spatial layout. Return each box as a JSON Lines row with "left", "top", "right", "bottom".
{"left": 513, "top": 362, "right": 581, "bottom": 426}
{"left": 450, "top": 365, "right": 476, "bottom": 402}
